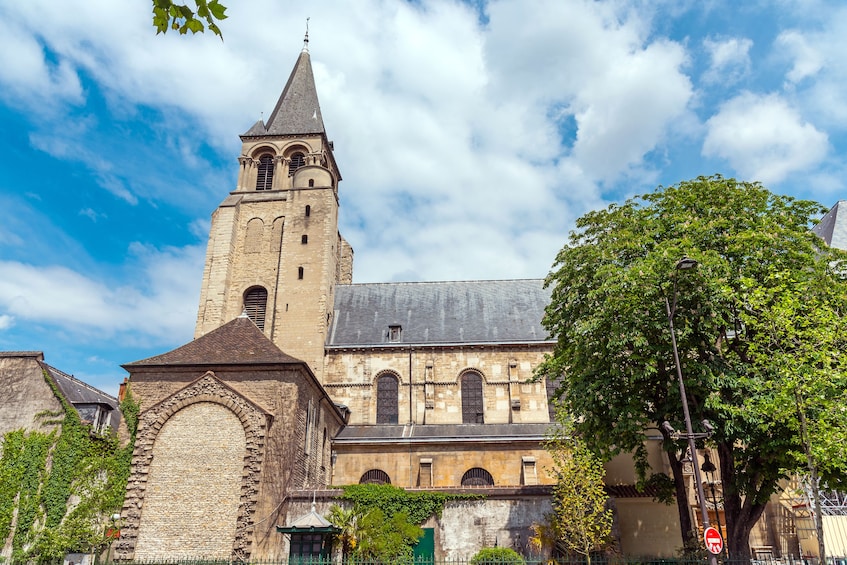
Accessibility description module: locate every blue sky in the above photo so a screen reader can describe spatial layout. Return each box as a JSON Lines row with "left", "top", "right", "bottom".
{"left": 1, "top": 0, "right": 845, "bottom": 396}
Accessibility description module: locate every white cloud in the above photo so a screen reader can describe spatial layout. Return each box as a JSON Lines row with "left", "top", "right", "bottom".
{"left": 0, "top": 244, "right": 204, "bottom": 343}
{"left": 0, "top": 16, "right": 83, "bottom": 108}
{"left": 702, "top": 92, "right": 828, "bottom": 184}
{"left": 0, "top": 0, "right": 703, "bottom": 283}
{"left": 777, "top": 30, "right": 824, "bottom": 84}
{"left": 702, "top": 37, "right": 752, "bottom": 85}
{"left": 0, "top": 314, "right": 14, "bottom": 330}
{"left": 772, "top": 9, "right": 847, "bottom": 129}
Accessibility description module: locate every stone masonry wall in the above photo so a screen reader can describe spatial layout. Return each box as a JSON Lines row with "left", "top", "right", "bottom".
{"left": 0, "top": 353, "right": 63, "bottom": 436}
{"left": 116, "top": 373, "right": 271, "bottom": 561}
{"left": 133, "top": 402, "right": 245, "bottom": 559}
{"left": 323, "top": 344, "right": 553, "bottom": 425}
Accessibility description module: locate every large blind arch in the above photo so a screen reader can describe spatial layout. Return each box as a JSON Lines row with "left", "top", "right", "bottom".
{"left": 375, "top": 372, "right": 399, "bottom": 424}
{"left": 460, "top": 371, "right": 484, "bottom": 424}
{"left": 243, "top": 286, "right": 268, "bottom": 331}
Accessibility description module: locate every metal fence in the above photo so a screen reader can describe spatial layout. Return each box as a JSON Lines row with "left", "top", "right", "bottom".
{"left": 7, "top": 557, "right": 847, "bottom": 565}
{"left": 65, "top": 557, "right": 847, "bottom": 565}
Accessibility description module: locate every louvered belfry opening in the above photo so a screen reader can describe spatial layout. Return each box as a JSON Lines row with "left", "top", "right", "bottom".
{"left": 461, "top": 372, "right": 484, "bottom": 424}
{"left": 289, "top": 152, "right": 306, "bottom": 175}
{"left": 359, "top": 469, "right": 391, "bottom": 485}
{"left": 376, "top": 374, "right": 399, "bottom": 424}
{"left": 243, "top": 287, "right": 268, "bottom": 331}
{"left": 256, "top": 155, "right": 274, "bottom": 191}
{"left": 461, "top": 467, "right": 494, "bottom": 487}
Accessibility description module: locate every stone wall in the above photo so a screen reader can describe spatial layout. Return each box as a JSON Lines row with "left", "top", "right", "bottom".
{"left": 119, "top": 366, "right": 345, "bottom": 561}
{"left": 0, "top": 352, "right": 63, "bottom": 436}
{"left": 323, "top": 344, "right": 553, "bottom": 425}
{"left": 116, "top": 373, "right": 271, "bottom": 561}
{"left": 133, "top": 402, "right": 246, "bottom": 559}
{"left": 333, "top": 441, "right": 555, "bottom": 489}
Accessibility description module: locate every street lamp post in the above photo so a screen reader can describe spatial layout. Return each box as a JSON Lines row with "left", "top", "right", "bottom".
{"left": 701, "top": 452, "right": 726, "bottom": 557}
{"left": 665, "top": 257, "right": 719, "bottom": 565}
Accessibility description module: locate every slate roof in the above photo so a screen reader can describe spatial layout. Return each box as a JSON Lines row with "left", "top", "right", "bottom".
{"left": 242, "top": 48, "right": 326, "bottom": 137}
{"left": 334, "top": 423, "right": 552, "bottom": 443}
{"left": 327, "top": 280, "right": 552, "bottom": 347}
{"left": 43, "top": 363, "right": 118, "bottom": 408}
{"left": 125, "top": 315, "right": 303, "bottom": 367}
{"left": 813, "top": 200, "right": 847, "bottom": 250}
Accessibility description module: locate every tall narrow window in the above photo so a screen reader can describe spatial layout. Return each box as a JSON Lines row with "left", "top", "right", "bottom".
{"left": 289, "top": 152, "right": 306, "bottom": 174}
{"left": 256, "top": 154, "right": 274, "bottom": 190}
{"left": 305, "top": 205, "right": 311, "bottom": 217}
{"left": 376, "top": 373, "right": 399, "bottom": 424}
{"left": 243, "top": 287, "right": 268, "bottom": 330}
{"left": 461, "top": 372, "right": 484, "bottom": 424}
{"left": 298, "top": 266, "right": 304, "bottom": 279}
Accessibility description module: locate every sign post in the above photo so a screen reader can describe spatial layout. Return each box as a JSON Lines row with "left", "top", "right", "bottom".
{"left": 704, "top": 526, "right": 724, "bottom": 555}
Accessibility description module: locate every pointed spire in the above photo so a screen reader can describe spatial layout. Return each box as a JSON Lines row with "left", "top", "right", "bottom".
{"left": 248, "top": 35, "right": 326, "bottom": 138}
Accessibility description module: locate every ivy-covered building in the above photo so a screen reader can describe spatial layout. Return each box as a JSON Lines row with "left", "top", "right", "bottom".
{"left": 0, "top": 351, "right": 129, "bottom": 563}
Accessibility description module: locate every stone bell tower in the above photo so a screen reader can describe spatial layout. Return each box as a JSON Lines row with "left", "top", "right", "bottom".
{"left": 194, "top": 39, "right": 353, "bottom": 381}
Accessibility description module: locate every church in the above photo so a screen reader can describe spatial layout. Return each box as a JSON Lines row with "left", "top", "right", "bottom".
{"left": 108, "top": 40, "right": 742, "bottom": 562}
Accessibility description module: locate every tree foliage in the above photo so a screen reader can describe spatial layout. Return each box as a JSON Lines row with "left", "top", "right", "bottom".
{"left": 537, "top": 175, "right": 847, "bottom": 560}
{"left": 534, "top": 412, "right": 612, "bottom": 563}
{"left": 152, "top": 0, "right": 227, "bottom": 38}
{"left": 330, "top": 484, "right": 478, "bottom": 562}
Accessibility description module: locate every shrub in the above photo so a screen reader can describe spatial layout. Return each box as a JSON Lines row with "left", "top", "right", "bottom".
{"left": 470, "top": 547, "right": 526, "bottom": 565}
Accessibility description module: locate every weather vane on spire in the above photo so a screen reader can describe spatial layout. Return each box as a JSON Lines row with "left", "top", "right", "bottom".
{"left": 303, "top": 17, "right": 310, "bottom": 52}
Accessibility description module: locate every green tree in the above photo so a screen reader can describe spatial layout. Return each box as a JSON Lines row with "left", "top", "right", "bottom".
{"left": 537, "top": 175, "right": 847, "bottom": 561}
{"left": 355, "top": 508, "right": 422, "bottom": 564}
{"left": 540, "top": 411, "right": 612, "bottom": 564}
{"left": 327, "top": 504, "right": 363, "bottom": 558}
{"left": 743, "top": 269, "right": 847, "bottom": 562}
{"left": 152, "top": 0, "right": 227, "bottom": 38}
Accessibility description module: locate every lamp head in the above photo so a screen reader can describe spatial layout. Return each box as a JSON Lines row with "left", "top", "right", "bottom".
{"left": 701, "top": 451, "right": 717, "bottom": 474}
{"left": 661, "top": 421, "right": 677, "bottom": 436}
{"left": 675, "top": 257, "right": 698, "bottom": 270}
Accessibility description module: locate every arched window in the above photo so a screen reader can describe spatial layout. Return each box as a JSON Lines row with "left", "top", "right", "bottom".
{"left": 461, "top": 372, "right": 484, "bottom": 424}
{"left": 359, "top": 469, "right": 391, "bottom": 485}
{"left": 305, "top": 205, "right": 311, "bottom": 217}
{"left": 289, "top": 152, "right": 306, "bottom": 175}
{"left": 298, "top": 266, "right": 304, "bottom": 280}
{"left": 376, "top": 373, "right": 399, "bottom": 424}
{"left": 308, "top": 178, "right": 315, "bottom": 187}
{"left": 461, "top": 467, "right": 494, "bottom": 487}
{"left": 244, "top": 287, "right": 268, "bottom": 331}
{"left": 256, "top": 154, "right": 274, "bottom": 191}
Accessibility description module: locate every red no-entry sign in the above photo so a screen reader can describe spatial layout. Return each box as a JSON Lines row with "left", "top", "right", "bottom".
{"left": 704, "top": 526, "right": 723, "bottom": 555}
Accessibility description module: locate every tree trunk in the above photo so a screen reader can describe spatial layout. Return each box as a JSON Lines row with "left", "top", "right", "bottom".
{"left": 719, "top": 442, "right": 767, "bottom": 564}
{"left": 667, "top": 447, "right": 697, "bottom": 550}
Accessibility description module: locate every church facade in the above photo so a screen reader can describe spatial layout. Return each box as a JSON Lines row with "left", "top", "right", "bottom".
{"left": 114, "top": 42, "right": 685, "bottom": 562}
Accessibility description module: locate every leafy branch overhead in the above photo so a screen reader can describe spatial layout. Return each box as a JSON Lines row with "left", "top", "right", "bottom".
{"left": 152, "top": 0, "right": 227, "bottom": 38}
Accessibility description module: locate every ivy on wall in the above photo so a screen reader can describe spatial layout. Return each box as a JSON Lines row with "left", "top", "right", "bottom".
{"left": 0, "top": 373, "right": 139, "bottom": 561}
{"left": 339, "top": 483, "right": 482, "bottom": 524}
